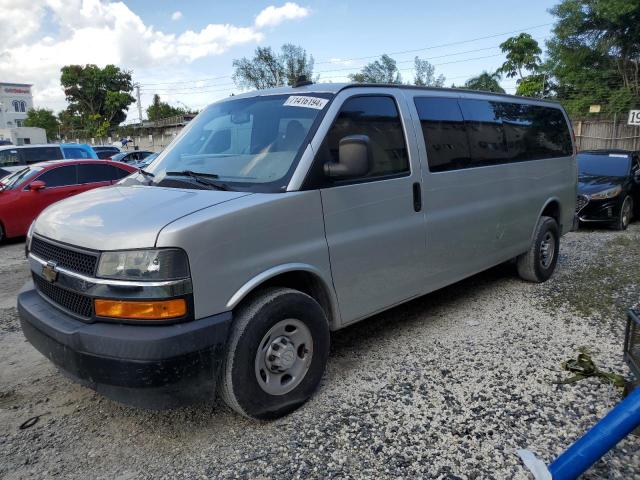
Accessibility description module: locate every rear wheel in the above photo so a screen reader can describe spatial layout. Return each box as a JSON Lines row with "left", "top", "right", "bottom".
{"left": 615, "top": 196, "right": 633, "bottom": 231}
{"left": 219, "top": 287, "right": 330, "bottom": 420}
{"left": 517, "top": 216, "right": 560, "bottom": 283}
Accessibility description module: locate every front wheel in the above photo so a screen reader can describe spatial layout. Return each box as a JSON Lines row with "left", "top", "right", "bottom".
{"left": 615, "top": 196, "right": 633, "bottom": 231}
{"left": 219, "top": 287, "right": 330, "bottom": 420}
{"left": 517, "top": 216, "right": 560, "bottom": 283}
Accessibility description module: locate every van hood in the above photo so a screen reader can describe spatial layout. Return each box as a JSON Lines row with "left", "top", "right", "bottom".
{"left": 34, "top": 185, "right": 251, "bottom": 250}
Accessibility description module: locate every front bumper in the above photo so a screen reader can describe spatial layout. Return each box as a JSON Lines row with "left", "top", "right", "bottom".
{"left": 577, "top": 197, "right": 622, "bottom": 224}
{"left": 18, "top": 281, "right": 232, "bottom": 408}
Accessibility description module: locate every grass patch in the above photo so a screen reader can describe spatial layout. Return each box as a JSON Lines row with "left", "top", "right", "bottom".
{"left": 544, "top": 230, "right": 640, "bottom": 319}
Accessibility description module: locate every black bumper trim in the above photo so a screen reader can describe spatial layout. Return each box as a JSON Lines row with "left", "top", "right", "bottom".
{"left": 18, "top": 282, "right": 232, "bottom": 408}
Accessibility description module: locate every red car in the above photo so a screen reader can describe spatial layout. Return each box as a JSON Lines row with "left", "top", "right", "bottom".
{"left": 0, "top": 159, "right": 136, "bottom": 241}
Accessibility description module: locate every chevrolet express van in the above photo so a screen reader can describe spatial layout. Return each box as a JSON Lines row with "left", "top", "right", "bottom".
{"left": 18, "top": 84, "right": 576, "bottom": 419}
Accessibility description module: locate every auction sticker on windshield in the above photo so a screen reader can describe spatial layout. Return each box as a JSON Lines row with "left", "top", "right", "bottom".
{"left": 283, "top": 96, "right": 329, "bottom": 109}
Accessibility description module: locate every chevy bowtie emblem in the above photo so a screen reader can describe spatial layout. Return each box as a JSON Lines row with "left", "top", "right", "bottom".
{"left": 42, "top": 261, "right": 59, "bottom": 283}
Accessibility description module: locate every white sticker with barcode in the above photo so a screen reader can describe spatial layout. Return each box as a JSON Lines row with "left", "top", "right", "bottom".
{"left": 283, "top": 96, "right": 328, "bottom": 110}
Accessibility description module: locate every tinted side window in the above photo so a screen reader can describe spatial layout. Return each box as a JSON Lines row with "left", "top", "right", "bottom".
{"left": 77, "top": 164, "right": 116, "bottom": 183}
{"left": 0, "top": 150, "right": 21, "bottom": 167}
{"left": 414, "top": 97, "right": 471, "bottom": 172}
{"left": 62, "top": 147, "right": 91, "bottom": 159}
{"left": 21, "top": 147, "right": 63, "bottom": 163}
{"left": 458, "top": 99, "right": 510, "bottom": 167}
{"left": 322, "top": 96, "right": 409, "bottom": 179}
{"left": 112, "top": 165, "right": 132, "bottom": 179}
{"left": 37, "top": 166, "right": 78, "bottom": 187}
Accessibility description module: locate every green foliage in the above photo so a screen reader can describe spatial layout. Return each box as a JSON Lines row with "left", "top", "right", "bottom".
{"left": 464, "top": 71, "right": 505, "bottom": 93}
{"left": 60, "top": 64, "right": 135, "bottom": 133}
{"left": 23, "top": 108, "right": 59, "bottom": 141}
{"left": 146, "top": 94, "right": 185, "bottom": 121}
{"left": 497, "top": 33, "right": 542, "bottom": 79}
{"left": 233, "top": 44, "right": 314, "bottom": 90}
{"left": 547, "top": 0, "right": 640, "bottom": 116}
{"left": 349, "top": 55, "right": 402, "bottom": 84}
{"left": 515, "top": 74, "right": 548, "bottom": 97}
{"left": 413, "top": 57, "right": 445, "bottom": 87}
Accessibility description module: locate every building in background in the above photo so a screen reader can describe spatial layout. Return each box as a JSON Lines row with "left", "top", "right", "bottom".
{"left": 0, "top": 82, "right": 46, "bottom": 145}
{"left": 0, "top": 83, "right": 33, "bottom": 128}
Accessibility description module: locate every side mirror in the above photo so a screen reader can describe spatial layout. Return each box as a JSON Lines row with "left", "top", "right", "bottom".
{"left": 29, "top": 180, "right": 46, "bottom": 191}
{"left": 324, "top": 135, "right": 371, "bottom": 179}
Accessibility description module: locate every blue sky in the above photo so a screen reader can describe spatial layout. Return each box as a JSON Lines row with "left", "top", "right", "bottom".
{"left": 0, "top": 0, "right": 560, "bottom": 120}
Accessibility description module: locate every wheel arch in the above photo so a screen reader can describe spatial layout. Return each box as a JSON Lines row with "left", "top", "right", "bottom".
{"left": 531, "top": 198, "right": 562, "bottom": 241}
{"left": 225, "top": 264, "right": 341, "bottom": 330}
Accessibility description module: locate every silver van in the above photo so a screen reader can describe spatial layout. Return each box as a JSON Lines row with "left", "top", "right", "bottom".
{"left": 18, "top": 84, "right": 576, "bottom": 419}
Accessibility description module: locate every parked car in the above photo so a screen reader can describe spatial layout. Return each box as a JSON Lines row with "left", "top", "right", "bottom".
{"left": 0, "top": 143, "right": 98, "bottom": 177}
{"left": 110, "top": 150, "right": 154, "bottom": 164}
{"left": 92, "top": 145, "right": 121, "bottom": 159}
{"left": 0, "top": 159, "right": 135, "bottom": 241}
{"left": 19, "top": 84, "right": 576, "bottom": 419}
{"left": 576, "top": 150, "right": 640, "bottom": 230}
{"left": 131, "top": 152, "right": 159, "bottom": 169}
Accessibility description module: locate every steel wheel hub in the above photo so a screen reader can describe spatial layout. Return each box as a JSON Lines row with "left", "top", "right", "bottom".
{"left": 540, "top": 231, "right": 555, "bottom": 269}
{"left": 255, "top": 318, "right": 313, "bottom": 396}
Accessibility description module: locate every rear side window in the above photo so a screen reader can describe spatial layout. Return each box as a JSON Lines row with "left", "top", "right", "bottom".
{"left": 37, "top": 165, "right": 78, "bottom": 187}
{"left": 20, "top": 147, "right": 63, "bottom": 164}
{"left": 321, "top": 96, "right": 409, "bottom": 179}
{"left": 414, "top": 98, "right": 471, "bottom": 172}
{"left": 77, "top": 164, "right": 118, "bottom": 183}
{"left": 63, "top": 147, "right": 91, "bottom": 159}
{"left": 0, "top": 149, "right": 20, "bottom": 167}
{"left": 415, "top": 97, "right": 573, "bottom": 172}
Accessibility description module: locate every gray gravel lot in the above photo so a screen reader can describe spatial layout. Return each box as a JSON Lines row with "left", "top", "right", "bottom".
{"left": 1, "top": 227, "right": 639, "bottom": 479}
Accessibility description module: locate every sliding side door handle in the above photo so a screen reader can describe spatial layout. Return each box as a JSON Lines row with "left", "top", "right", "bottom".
{"left": 412, "top": 182, "right": 422, "bottom": 212}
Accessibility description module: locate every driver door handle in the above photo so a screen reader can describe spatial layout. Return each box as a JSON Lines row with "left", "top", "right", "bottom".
{"left": 412, "top": 182, "right": 422, "bottom": 212}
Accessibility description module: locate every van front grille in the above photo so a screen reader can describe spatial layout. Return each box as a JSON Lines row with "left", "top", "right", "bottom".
{"left": 31, "top": 237, "right": 98, "bottom": 277}
{"left": 33, "top": 273, "right": 93, "bottom": 319}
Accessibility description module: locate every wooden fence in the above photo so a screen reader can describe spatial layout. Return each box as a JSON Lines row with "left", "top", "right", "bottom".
{"left": 574, "top": 119, "right": 640, "bottom": 151}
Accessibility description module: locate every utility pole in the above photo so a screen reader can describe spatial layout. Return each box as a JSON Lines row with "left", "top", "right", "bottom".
{"left": 135, "top": 84, "right": 143, "bottom": 125}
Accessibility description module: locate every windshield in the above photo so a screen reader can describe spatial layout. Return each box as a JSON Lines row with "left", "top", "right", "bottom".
{"left": 577, "top": 153, "right": 631, "bottom": 178}
{"left": 0, "top": 166, "right": 43, "bottom": 190}
{"left": 146, "top": 93, "right": 332, "bottom": 192}
{"left": 111, "top": 152, "right": 127, "bottom": 162}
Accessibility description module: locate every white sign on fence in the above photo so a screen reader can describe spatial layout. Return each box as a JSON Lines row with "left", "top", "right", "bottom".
{"left": 629, "top": 110, "right": 640, "bottom": 126}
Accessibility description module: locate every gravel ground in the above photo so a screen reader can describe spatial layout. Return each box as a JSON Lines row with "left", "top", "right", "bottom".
{"left": 1, "top": 226, "right": 639, "bottom": 480}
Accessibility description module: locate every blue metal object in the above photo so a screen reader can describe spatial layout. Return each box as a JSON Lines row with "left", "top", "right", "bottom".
{"left": 548, "top": 386, "right": 640, "bottom": 480}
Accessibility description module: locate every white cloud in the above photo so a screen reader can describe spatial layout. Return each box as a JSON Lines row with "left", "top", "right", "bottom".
{"left": 255, "top": 2, "right": 310, "bottom": 28}
{"left": 171, "top": 10, "right": 182, "bottom": 21}
{"left": 0, "top": 1, "right": 310, "bottom": 112}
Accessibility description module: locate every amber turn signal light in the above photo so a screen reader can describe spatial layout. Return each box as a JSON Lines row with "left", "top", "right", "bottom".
{"left": 94, "top": 298, "right": 187, "bottom": 320}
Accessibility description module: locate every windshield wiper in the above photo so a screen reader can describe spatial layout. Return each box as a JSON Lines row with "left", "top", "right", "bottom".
{"left": 138, "top": 168, "right": 155, "bottom": 178}
{"left": 166, "top": 170, "right": 230, "bottom": 191}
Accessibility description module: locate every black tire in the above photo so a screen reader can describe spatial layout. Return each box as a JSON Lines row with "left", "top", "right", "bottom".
{"left": 0, "top": 222, "right": 4, "bottom": 243}
{"left": 615, "top": 195, "right": 633, "bottom": 231}
{"left": 219, "top": 287, "right": 330, "bottom": 420}
{"left": 517, "top": 216, "right": 560, "bottom": 283}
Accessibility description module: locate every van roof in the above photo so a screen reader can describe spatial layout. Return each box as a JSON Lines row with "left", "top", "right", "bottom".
{"left": 227, "top": 82, "right": 563, "bottom": 106}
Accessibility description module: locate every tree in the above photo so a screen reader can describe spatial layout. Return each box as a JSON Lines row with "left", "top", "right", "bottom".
{"left": 349, "top": 54, "right": 402, "bottom": 84}
{"left": 413, "top": 57, "right": 445, "bottom": 87}
{"left": 546, "top": 0, "right": 640, "bottom": 115}
{"left": 464, "top": 71, "right": 506, "bottom": 93}
{"left": 515, "top": 74, "right": 548, "bottom": 98}
{"left": 23, "top": 108, "right": 59, "bottom": 141}
{"left": 60, "top": 64, "right": 135, "bottom": 130}
{"left": 233, "top": 44, "right": 315, "bottom": 90}
{"left": 497, "top": 33, "right": 542, "bottom": 80}
{"left": 146, "top": 94, "right": 186, "bottom": 121}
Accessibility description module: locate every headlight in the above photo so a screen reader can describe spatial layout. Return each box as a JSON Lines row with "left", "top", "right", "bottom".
{"left": 590, "top": 186, "right": 622, "bottom": 200}
{"left": 97, "top": 248, "right": 189, "bottom": 281}
{"left": 25, "top": 221, "right": 35, "bottom": 256}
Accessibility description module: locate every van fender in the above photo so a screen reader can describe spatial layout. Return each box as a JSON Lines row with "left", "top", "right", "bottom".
{"left": 225, "top": 263, "right": 341, "bottom": 329}
{"left": 530, "top": 197, "right": 562, "bottom": 243}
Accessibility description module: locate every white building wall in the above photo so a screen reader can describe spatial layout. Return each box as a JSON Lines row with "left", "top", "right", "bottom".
{"left": 0, "top": 127, "right": 47, "bottom": 145}
{"left": 0, "top": 83, "right": 34, "bottom": 129}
